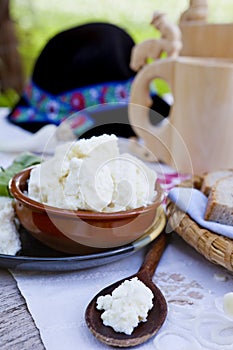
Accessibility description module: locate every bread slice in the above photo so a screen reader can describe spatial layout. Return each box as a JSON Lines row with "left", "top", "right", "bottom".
{"left": 205, "top": 175, "right": 233, "bottom": 226}
{"left": 201, "top": 170, "right": 233, "bottom": 196}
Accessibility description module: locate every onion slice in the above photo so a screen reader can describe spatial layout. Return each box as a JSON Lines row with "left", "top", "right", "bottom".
{"left": 194, "top": 314, "right": 233, "bottom": 350}
{"left": 211, "top": 323, "right": 233, "bottom": 345}
{"left": 153, "top": 329, "right": 202, "bottom": 350}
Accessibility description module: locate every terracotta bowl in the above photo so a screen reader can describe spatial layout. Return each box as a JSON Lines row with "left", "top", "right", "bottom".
{"left": 9, "top": 167, "right": 164, "bottom": 255}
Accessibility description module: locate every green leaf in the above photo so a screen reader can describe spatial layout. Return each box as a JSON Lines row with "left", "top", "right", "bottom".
{"left": 0, "top": 152, "right": 41, "bottom": 197}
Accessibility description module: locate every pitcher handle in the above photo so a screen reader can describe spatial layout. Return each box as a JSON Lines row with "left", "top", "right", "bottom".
{"left": 128, "top": 58, "right": 175, "bottom": 164}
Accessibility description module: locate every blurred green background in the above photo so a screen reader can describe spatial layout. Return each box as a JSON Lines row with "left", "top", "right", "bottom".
{"left": 1, "top": 0, "right": 233, "bottom": 107}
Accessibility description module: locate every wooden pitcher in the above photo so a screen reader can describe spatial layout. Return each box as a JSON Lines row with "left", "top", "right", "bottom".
{"left": 128, "top": 56, "right": 233, "bottom": 174}
{"left": 179, "top": 0, "right": 233, "bottom": 58}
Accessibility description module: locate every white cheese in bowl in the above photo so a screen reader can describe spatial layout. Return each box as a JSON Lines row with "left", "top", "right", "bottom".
{"left": 96, "top": 277, "right": 154, "bottom": 335}
{"left": 28, "top": 134, "right": 157, "bottom": 212}
{"left": 0, "top": 197, "right": 21, "bottom": 255}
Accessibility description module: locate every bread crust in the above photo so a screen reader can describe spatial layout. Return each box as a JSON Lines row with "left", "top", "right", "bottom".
{"left": 201, "top": 170, "right": 233, "bottom": 196}
{"left": 204, "top": 175, "right": 233, "bottom": 226}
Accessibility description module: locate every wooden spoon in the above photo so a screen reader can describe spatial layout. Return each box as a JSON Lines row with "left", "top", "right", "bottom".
{"left": 85, "top": 232, "right": 167, "bottom": 347}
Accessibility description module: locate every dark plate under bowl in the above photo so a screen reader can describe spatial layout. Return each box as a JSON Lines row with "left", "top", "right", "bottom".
{"left": 0, "top": 207, "right": 166, "bottom": 271}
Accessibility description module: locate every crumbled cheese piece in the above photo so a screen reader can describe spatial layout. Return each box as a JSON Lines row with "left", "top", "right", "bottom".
{"left": 28, "top": 134, "right": 157, "bottom": 212}
{"left": 0, "top": 197, "right": 21, "bottom": 255}
{"left": 223, "top": 292, "right": 233, "bottom": 318}
{"left": 96, "top": 277, "right": 154, "bottom": 335}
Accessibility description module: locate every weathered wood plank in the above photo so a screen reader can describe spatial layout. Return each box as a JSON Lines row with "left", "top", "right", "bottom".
{"left": 0, "top": 269, "right": 45, "bottom": 350}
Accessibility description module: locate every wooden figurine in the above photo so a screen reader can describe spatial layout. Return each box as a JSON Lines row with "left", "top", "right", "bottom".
{"left": 130, "top": 11, "right": 182, "bottom": 72}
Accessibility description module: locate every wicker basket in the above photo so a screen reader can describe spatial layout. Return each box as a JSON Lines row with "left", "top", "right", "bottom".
{"left": 166, "top": 176, "right": 233, "bottom": 272}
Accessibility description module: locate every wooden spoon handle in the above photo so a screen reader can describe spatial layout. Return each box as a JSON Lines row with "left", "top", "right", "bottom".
{"left": 137, "top": 232, "right": 167, "bottom": 279}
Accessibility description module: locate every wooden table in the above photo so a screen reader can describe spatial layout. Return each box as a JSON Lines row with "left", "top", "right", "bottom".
{"left": 0, "top": 269, "right": 44, "bottom": 350}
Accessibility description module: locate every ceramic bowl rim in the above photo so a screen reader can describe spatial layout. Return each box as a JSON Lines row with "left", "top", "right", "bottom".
{"left": 9, "top": 166, "right": 164, "bottom": 220}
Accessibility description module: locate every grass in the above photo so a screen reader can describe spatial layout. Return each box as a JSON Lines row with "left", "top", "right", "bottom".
{"left": 1, "top": 0, "right": 233, "bottom": 106}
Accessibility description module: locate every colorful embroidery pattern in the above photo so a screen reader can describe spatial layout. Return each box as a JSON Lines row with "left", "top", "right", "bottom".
{"left": 10, "top": 79, "right": 134, "bottom": 135}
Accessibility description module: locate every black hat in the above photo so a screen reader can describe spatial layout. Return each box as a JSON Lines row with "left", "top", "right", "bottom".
{"left": 7, "top": 22, "right": 170, "bottom": 137}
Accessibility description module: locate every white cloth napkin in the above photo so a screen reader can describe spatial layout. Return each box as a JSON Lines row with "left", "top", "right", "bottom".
{"left": 0, "top": 113, "right": 65, "bottom": 154}
{"left": 168, "top": 187, "right": 233, "bottom": 239}
{"left": 11, "top": 235, "right": 233, "bottom": 350}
